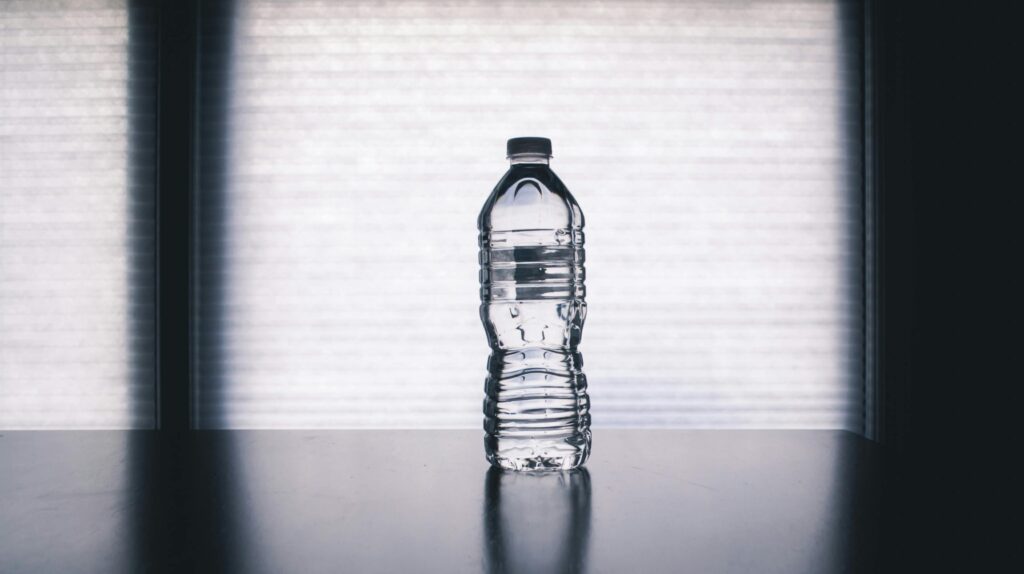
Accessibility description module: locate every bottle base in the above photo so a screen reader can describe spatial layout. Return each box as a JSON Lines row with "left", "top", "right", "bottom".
{"left": 485, "top": 431, "right": 591, "bottom": 471}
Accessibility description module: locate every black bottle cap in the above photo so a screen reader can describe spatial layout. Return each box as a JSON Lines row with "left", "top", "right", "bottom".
{"left": 507, "top": 137, "right": 552, "bottom": 157}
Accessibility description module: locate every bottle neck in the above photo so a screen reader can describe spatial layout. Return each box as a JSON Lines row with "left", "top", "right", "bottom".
{"left": 509, "top": 153, "right": 550, "bottom": 166}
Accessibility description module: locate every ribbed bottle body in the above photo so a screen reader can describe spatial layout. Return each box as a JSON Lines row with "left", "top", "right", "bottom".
{"left": 479, "top": 162, "right": 591, "bottom": 471}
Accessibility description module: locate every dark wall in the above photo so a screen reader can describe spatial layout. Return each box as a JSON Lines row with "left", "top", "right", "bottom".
{"left": 876, "top": 0, "right": 1016, "bottom": 451}
{"left": 877, "top": 0, "right": 1014, "bottom": 568}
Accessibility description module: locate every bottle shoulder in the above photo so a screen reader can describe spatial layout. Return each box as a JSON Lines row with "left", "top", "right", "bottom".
{"left": 478, "top": 165, "right": 584, "bottom": 232}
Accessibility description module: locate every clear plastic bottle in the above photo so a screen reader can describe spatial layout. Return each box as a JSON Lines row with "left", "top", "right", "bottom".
{"left": 479, "top": 137, "right": 591, "bottom": 471}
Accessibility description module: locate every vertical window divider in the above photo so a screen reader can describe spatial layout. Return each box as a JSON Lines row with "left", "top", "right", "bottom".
{"left": 864, "top": 0, "right": 914, "bottom": 447}
{"left": 155, "top": 0, "right": 198, "bottom": 431}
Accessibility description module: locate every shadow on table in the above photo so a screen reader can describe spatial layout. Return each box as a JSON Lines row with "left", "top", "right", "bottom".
{"left": 126, "top": 431, "right": 254, "bottom": 573}
{"left": 483, "top": 467, "right": 592, "bottom": 574}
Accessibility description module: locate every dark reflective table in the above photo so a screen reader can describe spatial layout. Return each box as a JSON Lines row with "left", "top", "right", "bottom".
{"left": 0, "top": 431, "right": 883, "bottom": 573}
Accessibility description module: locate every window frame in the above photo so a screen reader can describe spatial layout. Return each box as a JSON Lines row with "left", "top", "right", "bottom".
{"left": 151, "top": 0, "right": 905, "bottom": 439}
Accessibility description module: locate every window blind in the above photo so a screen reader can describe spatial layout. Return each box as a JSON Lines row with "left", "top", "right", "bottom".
{"left": 195, "top": 0, "right": 864, "bottom": 430}
{"left": 0, "top": 0, "right": 156, "bottom": 428}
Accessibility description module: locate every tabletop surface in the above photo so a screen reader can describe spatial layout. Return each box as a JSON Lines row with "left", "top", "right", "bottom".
{"left": 0, "top": 430, "right": 882, "bottom": 573}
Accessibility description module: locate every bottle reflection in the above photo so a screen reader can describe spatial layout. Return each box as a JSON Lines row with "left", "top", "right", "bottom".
{"left": 484, "top": 467, "right": 592, "bottom": 574}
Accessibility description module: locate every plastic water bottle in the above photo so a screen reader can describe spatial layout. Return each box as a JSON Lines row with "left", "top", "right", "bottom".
{"left": 479, "top": 137, "right": 591, "bottom": 471}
